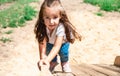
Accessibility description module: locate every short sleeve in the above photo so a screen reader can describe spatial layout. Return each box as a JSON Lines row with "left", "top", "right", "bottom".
{"left": 56, "top": 23, "right": 65, "bottom": 37}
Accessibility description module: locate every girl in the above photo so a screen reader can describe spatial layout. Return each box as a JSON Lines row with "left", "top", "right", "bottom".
{"left": 34, "top": 0, "right": 81, "bottom": 73}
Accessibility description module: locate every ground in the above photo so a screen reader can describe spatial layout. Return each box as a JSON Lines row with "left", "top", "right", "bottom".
{"left": 0, "top": 0, "right": 120, "bottom": 76}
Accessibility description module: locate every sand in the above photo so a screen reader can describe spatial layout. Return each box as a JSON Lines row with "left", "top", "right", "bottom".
{"left": 0, "top": 0, "right": 120, "bottom": 76}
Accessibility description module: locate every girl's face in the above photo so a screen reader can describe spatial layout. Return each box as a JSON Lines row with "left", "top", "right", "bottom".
{"left": 43, "top": 7, "right": 61, "bottom": 31}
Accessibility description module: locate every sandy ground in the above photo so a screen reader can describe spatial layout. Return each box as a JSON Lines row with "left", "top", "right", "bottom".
{"left": 0, "top": 0, "right": 120, "bottom": 76}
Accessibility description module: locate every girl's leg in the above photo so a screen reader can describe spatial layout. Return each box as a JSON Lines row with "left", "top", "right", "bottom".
{"left": 50, "top": 61, "right": 58, "bottom": 73}
{"left": 46, "top": 43, "right": 58, "bottom": 72}
{"left": 59, "top": 42, "right": 71, "bottom": 72}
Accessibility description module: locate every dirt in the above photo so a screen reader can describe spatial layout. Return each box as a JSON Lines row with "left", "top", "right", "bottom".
{"left": 0, "top": 2, "right": 14, "bottom": 10}
{"left": 0, "top": 0, "right": 120, "bottom": 76}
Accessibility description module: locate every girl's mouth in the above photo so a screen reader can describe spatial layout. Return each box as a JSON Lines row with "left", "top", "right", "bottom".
{"left": 49, "top": 25, "right": 56, "bottom": 27}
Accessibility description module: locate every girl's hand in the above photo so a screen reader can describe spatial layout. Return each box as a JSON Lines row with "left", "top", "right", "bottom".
{"left": 37, "top": 58, "right": 50, "bottom": 71}
{"left": 37, "top": 59, "right": 43, "bottom": 71}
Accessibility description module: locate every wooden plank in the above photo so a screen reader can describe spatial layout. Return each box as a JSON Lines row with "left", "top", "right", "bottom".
{"left": 53, "top": 64, "right": 93, "bottom": 76}
{"left": 71, "top": 64, "right": 91, "bottom": 76}
{"left": 53, "top": 64, "right": 75, "bottom": 76}
{"left": 77, "top": 64, "right": 107, "bottom": 76}
{"left": 84, "top": 64, "right": 120, "bottom": 76}
{"left": 53, "top": 72, "right": 75, "bottom": 76}
{"left": 114, "top": 56, "right": 120, "bottom": 67}
{"left": 39, "top": 64, "right": 120, "bottom": 76}
{"left": 95, "top": 64, "right": 120, "bottom": 73}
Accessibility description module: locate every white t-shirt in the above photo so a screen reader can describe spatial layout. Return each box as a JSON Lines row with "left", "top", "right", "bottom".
{"left": 46, "top": 23, "right": 66, "bottom": 44}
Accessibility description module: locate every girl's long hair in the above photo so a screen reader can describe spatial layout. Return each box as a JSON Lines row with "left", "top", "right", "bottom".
{"left": 34, "top": 0, "right": 81, "bottom": 43}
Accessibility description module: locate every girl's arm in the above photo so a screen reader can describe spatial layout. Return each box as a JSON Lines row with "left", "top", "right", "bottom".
{"left": 39, "top": 38, "right": 47, "bottom": 60}
{"left": 45, "top": 36, "right": 63, "bottom": 63}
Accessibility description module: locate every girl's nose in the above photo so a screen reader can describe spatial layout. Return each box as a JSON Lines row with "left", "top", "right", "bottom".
{"left": 50, "top": 19, "right": 54, "bottom": 24}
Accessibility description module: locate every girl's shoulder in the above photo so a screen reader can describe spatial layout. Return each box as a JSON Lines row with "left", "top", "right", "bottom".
{"left": 57, "top": 23, "right": 65, "bottom": 30}
{"left": 56, "top": 23, "right": 65, "bottom": 36}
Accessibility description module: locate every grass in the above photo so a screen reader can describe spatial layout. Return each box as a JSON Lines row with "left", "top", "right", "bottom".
{"left": 0, "top": 37, "right": 12, "bottom": 43}
{"left": 0, "top": 0, "right": 38, "bottom": 28}
{"left": 4, "top": 30, "right": 13, "bottom": 34}
{"left": 95, "top": 12, "right": 103, "bottom": 16}
{"left": 0, "top": 0, "right": 38, "bottom": 43}
{"left": 84, "top": 0, "right": 120, "bottom": 12}
{"left": 0, "top": 0, "right": 18, "bottom": 4}
{"left": 0, "top": 30, "right": 13, "bottom": 43}
{"left": 0, "top": 0, "right": 38, "bottom": 4}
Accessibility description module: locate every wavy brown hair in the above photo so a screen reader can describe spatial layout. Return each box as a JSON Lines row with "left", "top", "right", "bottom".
{"left": 34, "top": 0, "right": 81, "bottom": 43}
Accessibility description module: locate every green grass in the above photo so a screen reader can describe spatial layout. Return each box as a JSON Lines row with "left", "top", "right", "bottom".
{"left": 0, "top": 37, "right": 12, "bottom": 43}
{"left": 0, "top": 0, "right": 38, "bottom": 4}
{"left": 84, "top": 0, "right": 120, "bottom": 12}
{"left": 0, "top": 0, "right": 18, "bottom": 4}
{"left": 0, "top": 0, "right": 38, "bottom": 28}
{"left": 95, "top": 12, "right": 103, "bottom": 16}
{"left": 4, "top": 30, "right": 13, "bottom": 34}
{"left": 0, "top": 0, "right": 38, "bottom": 43}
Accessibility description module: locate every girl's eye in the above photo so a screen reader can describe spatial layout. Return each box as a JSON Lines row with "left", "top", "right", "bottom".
{"left": 43, "top": 16, "right": 49, "bottom": 19}
{"left": 53, "top": 16, "right": 58, "bottom": 19}
{"left": 45, "top": 17, "right": 49, "bottom": 19}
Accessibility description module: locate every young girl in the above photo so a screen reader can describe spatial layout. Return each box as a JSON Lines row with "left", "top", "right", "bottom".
{"left": 34, "top": 0, "right": 81, "bottom": 73}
